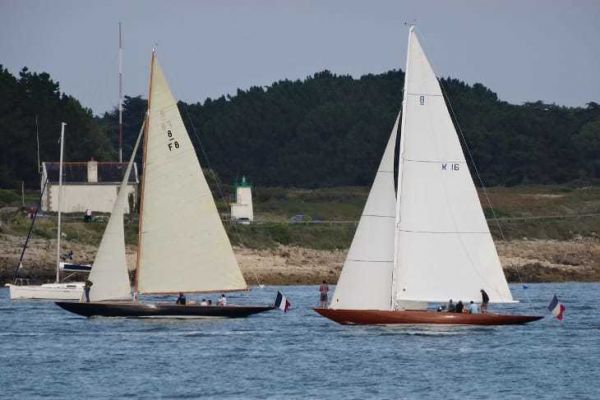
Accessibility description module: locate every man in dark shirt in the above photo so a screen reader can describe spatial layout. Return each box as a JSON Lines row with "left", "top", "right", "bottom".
{"left": 176, "top": 292, "right": 186, "bottom": 305}
{"left": 447, "top": 299, "right": 456, "bottom": 312}
{"left": 83, "top": 280, "right": 93, "bottom": 303}
{"left": 455, "top": 300, "right": 464, "bottom": 313}
{"left": 480, "top": 289, "right": 490, "bottom": 313}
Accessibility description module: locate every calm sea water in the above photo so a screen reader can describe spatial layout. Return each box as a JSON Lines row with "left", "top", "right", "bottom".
{"left": 0, "top": 283, "right": 598, "bottom": 399}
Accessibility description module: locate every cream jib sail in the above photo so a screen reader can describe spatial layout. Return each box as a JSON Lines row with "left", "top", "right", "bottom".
{"left": 87, "top": 123, "right": 143, "bottom": 301}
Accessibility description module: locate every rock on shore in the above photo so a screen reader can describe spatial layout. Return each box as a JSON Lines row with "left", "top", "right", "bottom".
{"left": 1, "top": 233, "right": 598, "bottom": 285}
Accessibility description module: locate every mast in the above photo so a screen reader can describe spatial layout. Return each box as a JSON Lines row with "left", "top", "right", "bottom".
{"left": 133, "top": 50, "right": 155, "bottom": 297}
{"left": 118, "top": 22, "right": 124, "bottom": 163}
{"left": 35, "top": 115, "right": 41, "bottom": 174}
{"left": 391, "top": 25, "right": 413, "bottom": 309}
{"left": 56, "top": 122, "right": 66, "bottom": 283}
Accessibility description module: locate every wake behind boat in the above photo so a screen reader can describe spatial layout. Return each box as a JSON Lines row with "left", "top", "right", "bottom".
{"left": 314, "top": 26, "right": 541, "bottom": 326}
{"left": 56, "top": 50, "right": 274, "bottom": 319}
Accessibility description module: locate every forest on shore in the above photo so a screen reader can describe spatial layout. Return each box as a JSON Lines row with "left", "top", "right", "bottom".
{"left": 1, "top": 64, "right": 599, "bottom": 189}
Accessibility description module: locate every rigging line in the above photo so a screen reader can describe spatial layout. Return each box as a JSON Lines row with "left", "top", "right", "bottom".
{"left": 496, "top": 213, "right": 600, "bottom": 221}
{"left": 182, "top": 107, "right": 263, "bottom": 288}
{"left": 415, "top": 26, "right": 533, "bottom": 308}
{"left": 13, "top": 177, "right": 49, "bottom": 282}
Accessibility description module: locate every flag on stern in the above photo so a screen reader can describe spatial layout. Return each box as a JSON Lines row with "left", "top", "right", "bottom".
{"left": 547, "top": 294, "right": 565, "bottom": 320}
{"left": 275, "top": 291, "right": 291, "bottom": 313}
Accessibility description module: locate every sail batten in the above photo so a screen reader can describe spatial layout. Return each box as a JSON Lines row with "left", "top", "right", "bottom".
{"left": 136, "top": 56, "right": 247, "bottom": 294}
{"left": 392, "top": 28, "right": 513, "bottom": 305}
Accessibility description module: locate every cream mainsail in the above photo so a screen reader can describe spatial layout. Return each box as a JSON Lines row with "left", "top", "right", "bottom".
{"left": 87, "top": 123, "right": 144, "bottom": 301}
{"left": 330, "top": 114, "right": 399, "bottom": 310}
{"left": 392, "top": 27, "right": 513, "bottom": 305}
{"left": 136, "top": 54, "right": 247, "bottom": 294}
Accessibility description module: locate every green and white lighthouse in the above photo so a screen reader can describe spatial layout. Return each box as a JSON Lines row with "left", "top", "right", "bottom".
{"left": 230, "top": 176, "right": 254, "bottom": 223}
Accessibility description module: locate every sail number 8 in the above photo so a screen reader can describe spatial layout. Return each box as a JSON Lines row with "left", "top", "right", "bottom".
{"left": 166, "top": 130, "right": 180, "bottom": 151}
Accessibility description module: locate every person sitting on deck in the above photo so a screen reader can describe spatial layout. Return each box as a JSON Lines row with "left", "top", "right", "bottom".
{"left": 468, "top": 301, "right": 479, "bottom": 314}
{"left": 207, "top": 299, "right": 213, "bottom": 306}
{"left": 455, "top": 300, "right": 464, "bottom": 313}
{"left": 447, "top": 299, "right": 456, "bottom": 312}
{"left": 200, "top": 298, "right": 208, "bottom": 306}
{"left": 218, "top": 294, "right": 227, "bottom": 306}
{"left": 480, "top": 289, "right": 490, "bottom": 313}
{"left": 176, "top": 292, "right": 186, "bottom": 305}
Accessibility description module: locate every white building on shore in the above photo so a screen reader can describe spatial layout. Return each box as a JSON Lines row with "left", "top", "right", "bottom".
{"left": 230, "top": 176, "right": 254, "bottom": 223}
{"left": 41, "top": 159, "right": 139, "bottom": 213}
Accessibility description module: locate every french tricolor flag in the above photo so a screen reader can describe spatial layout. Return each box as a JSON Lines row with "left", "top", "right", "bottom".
{"left": 275, "top": 291, "right": 291, "bottom": 313}
{"left": 547, "top": 294, "right": 565, "bottom": 320}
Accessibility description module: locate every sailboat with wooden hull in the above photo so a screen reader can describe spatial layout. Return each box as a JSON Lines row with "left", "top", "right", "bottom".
{"left": 315, "top": 309, "right": 541, "bottom": 326}
{"left": 57, "top": 51, "right": 273, "bottom": 318}
{"left": 315, "top": 26, "right": 541, "bottom": 326}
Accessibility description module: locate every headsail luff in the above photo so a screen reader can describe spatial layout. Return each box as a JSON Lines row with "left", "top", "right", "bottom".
{"left": 87, "top": 121, "right": 144, "bottom": 302}
{"left": 393, "top": 27, "right": 513, "bottom": 304}
{"left": 330, "top": 113, "right": 399, "bottom": 310}
{"left": 136, "top": 54, "right": 247, "bottom": 294}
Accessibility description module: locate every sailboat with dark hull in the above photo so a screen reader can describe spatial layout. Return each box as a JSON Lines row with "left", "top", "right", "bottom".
{"left": 56, "top": 302, "right": 273, "bottom": 319}
{"left": 57, "top": 52, "right": 273, "bottom": 318}
{"left": 314, "top": 26, "right": 541, "bottom": 326}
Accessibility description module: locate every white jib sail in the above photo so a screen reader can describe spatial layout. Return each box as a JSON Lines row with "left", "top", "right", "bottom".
{"left": 136, "top": 54, "right": 247, "bottom": 294}
{"left": 393, "top": 27, "right": 513, "bottom": 305}
{"left": 87, "top": 122, "right": 144, "bottom": 301}
{"left": 330, "top": 113, "right": 399, "bottom": 310}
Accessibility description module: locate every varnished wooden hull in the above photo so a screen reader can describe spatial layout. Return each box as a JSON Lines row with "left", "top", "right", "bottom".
{"left": 314, "top": 308, "right": 543, "bottom": 325}
{"left": 56, "top": 301, "right": 274, "bottom": 318}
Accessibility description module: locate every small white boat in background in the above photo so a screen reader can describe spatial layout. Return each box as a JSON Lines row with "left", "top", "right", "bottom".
{"left": 7, "top": 281, "right": 84, "bottom": 300}
{"left": 8, "top": 123, "right": 88, "bottom": 301}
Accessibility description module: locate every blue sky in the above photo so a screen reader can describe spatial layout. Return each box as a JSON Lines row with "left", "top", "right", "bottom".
{"left": 1, "top": 0, "right": 598, "bottom": 114}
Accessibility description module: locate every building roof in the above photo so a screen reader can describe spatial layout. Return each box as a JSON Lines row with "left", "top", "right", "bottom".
{"left": 43, "top": 162, "right": 138, "bottom": 184}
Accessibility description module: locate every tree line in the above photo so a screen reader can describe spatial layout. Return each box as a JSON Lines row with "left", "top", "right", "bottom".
{"left": 1, "top": 65, "right": 599, "bottom": 189}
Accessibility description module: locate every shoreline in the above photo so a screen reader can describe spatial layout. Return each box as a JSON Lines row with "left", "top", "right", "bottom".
{"left": 1, "top": 234, "right": 598, "bottom": 285}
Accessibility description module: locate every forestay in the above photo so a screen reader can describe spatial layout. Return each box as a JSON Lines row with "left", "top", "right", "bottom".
{"left": 330, "top": 114, "right": 399, "bottom": 310}
{"left": 136, "top": 54, "right": 247, "bottom": 294}
{"left": 87, "top": 122, "right": 144, "bottom": 301}
{"left": 393, "top": 27, "right": 513, "bottom": 305}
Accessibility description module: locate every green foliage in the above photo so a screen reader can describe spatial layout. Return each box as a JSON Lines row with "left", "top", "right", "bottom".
{"left": 226, "top": 222, "right": 356, "bottom": 250}
{"left": 2, "top": 65, "right": 599, "bottom": 189}
{"left": 0, "top": 66, "right": 115, "bottom": 188}
{"left": 0, "top": 188, "right": 19, "bottom": 205}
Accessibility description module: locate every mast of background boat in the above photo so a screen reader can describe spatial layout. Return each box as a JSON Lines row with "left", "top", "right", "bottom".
{"left": 56, "top": 122, "right": 66, "bottom": 283}
{"left": 133, "top": 49, "right": 155, "bottom": 299}
{"left": 118, "top": 22, "right": 123, "bottom": 162}
{"left": 390, "top": 25, "right": 413, "bottom": 309}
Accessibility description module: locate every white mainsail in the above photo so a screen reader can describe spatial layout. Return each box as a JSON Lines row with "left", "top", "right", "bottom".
{"left": 136, "top": 53, "right": 247, "bottom": 294}
{"left": 330, "top": 114, "right": 399, "bottom": 310}
{"left": 87, "top": 123, "right": 144, "bottom": 301}
{"left": 393, "top": 27, "right": 513, "bottom": 305}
